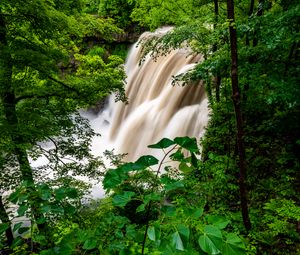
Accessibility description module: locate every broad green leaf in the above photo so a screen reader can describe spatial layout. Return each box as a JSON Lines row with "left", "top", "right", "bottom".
{"left": 144, "top": 193, "right": 161, "bottom": 203}
{"left": 64, "top": 204, "right": 77, "bottom": 214}
{"left": 179, "top": 162, "right": 193, "bottom": 173}
{"left": 177, "top": 224, "right": 190, "bottom": 239}
{"left": 36, "top": 217, "right": 47, "bottom": 224}
{"left": 50, "top": 205, "right": 64, "bottom": 214}
{"left": 112, "top": 191, "right": 135, "bottom": 207}
{"left": 193, "top": 208, "right": 204, "bottom": 218}
{"left": 66, "top": 188, "right": 78, "bottom": 198}
{"left": 171, "top": 231, "right": 184, "bottom": 251}
{"left": 174, "top": 137, "right": 198, "bottom": 152}
{"left": 198, "top": 225, "right": 223, "bottom": 254}
{"left": 55, "top": 188, "right": 66, "bottom": 201}
{"left": 191, "top": 153, "right": 198, "bottom": 167}
{"left": 38, "top": 184, "right": 51, "bottom": 201}
{"left": 13, "top": 222, "right": 23, "bottom": 232}
{"left": 11, "top": 236, "right": 23, "bottom": 249}
{"left": 222, "top": 233, "right": 246, "bottom": 255}
{"left": 9, "top": 191, "right": 20, "bottom": 204}
{"left": 170, "top": 149, "right": 184, "bottom": 161}
{"left": 136, "top": 203, "right": 146, "bottom": 212}
{"left": 147, "top": 226, "right": 156, "bottom": 241}
{"left": 148, "top": 138, "right": 175, "bottom": 149}
{"left": 103, "top": 169, "right": 128, "bottom": 189}
{"left": 0, "top": 223, "right": 10, "bottom": 235}
{"left": 207, "top": 215, "right": 230, "bottom": 229}
{"left": 83, "top": 238, "right": 97, "bottom": 250}
{"left": 134, "top": 155, "right": 159, "bottom": 168}
{"left": 18, "top": 227, "right": 29, "bottom": 234}
{"left": 41, "top": 205, "right": 51, "bottom": 213}
{"left": 126, "top": 225, "right": 136, "bottom": 239}
{"left": 17, "top": 205, "right": 28, "bottom": 217}
{"left": 165, "top": 180, "right": 184, "bottom": 192}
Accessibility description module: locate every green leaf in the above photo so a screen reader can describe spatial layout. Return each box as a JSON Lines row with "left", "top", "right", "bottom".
{"left": 164, "top": 180, "right": 184, "bottom": 192}
{"left": 134, "top": 155, "right": 159, "bottom": 168}
{"left": 9, "top": 191, "right": 20, "bottom": 204}
{"left": 112, "top": 191, "right": 135, "bottom": 207}
{"left": 41, "top": 205, "right": 51, "bottom": 213}
{"left": 207, "top": 215, "right": 230, "bottom": 230}
{"left": 36, "top": 217, "right": 47, "bottom": 224}
{"left": 136, "top": 203, "right": 146, "bottom": 212}
{"left": 147, "top": 226, "right": 156, "bottom": 241}
{"left": 0, "top": 223, "right": 10, "bottom": 235}
{"left": 55, "top": 188, "right": 67, "bottom": 201}
{"left": 66, "top": 188, "right": 78, "bottom": 198}
{"left": 103, "top": 168, "right": 128, "bottom": 189}
{"left": 11, "top": 236, "right": 23, "bottom": 249}
{"left": 17, "top": 205, "right": 28, "bottom": 217}
{"left": 13, "top": 222, "right": 23, "bottom": 232}
{"left": 191, "top": 153, "right": 198, "bottom": 167}
{"left": 222, "top": 233, "right": 246, "bottom": 255}
{"left": 189, "top": 208, "right": 204, "bottom": 219}
{"left": 18, "top": 227, "right": 29, "bottom": 234}
{"left": 126, "top": 225, "right": 136, "bottom": 239}
{"left": 177, "top": 224, "right": 190, "bottom": 239}
{"left": 144, "top": 192, "right": 161, "bottom": 203}
{"left": 83, "top": 238, "right": 97, "bottom": 250}
{"left": 38, "top": 184, "right": 51, "bottom": 201}
{"left": 198, "top": 225, "right": 223, "bottom": 254}
{"left": 174, "top": 137, "right": 198, "bottom": 152}
{"left": 171, "top": 231, "right": 184, "bottom": 251}
{"left": 170, "top": 149, "right": 184, "bottom": 161}
{"left": 148, "top": 138, "right": 175, "bottom": 149}
{"left": 179, "top": 162, "right": 193, "bottom": 173}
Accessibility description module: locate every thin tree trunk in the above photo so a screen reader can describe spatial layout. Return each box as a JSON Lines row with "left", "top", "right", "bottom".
{"left": 226, "top": 0, "right": 252, "bottom": 231}
{"left": 253, "top": 0, "right": 264, "bottom": 46}
{"left": 0, "top": 195, "right": 14, "bottom": 246}
{"left": 246, "top": 0, "right": 255, "bottom": 46}
{"left": 213, "top": 0, "right": 221, "bottom": 102}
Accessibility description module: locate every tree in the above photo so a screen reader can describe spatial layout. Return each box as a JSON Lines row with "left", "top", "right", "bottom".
{"left": 226, "top": 0, "right": 251, "bottom": 231}
{"left": 0, "top": 0, "right": 125, "bottom": 245}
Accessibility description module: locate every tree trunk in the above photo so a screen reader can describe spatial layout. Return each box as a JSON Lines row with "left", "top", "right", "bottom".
{"left": 213, "top": 0, "right": 221, "bottom": 102}
{"left": 226, "top": 0, "right": 252, "bottom": 231}
{"left": 246, "top": 0, "right": 255, "bottom": 46}
{"left": 0, "top": 11, "right": 46, "bottom": 234}
{"left": 253, "top": 0, "right": 264, "bottom": 46}
{"left": 0, "top": 195, "right": 14, "bottom": 246}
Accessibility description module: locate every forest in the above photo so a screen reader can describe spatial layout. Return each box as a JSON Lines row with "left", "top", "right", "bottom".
{"left": 0, "top": 0, "right": 299, "bottom": 254}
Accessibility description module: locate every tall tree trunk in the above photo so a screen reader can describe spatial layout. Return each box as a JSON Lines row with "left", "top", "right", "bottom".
{"left": 213, "top": 0, "right": 221, "bottom": 102}
{"left": 246, "top": 0, "right": 255, "bottom": 46}
{"left": 0, "top": 11, "right": 46, "bottom": 234}
{"left": 0, "top": 195, "right": 14, "bottom": 246}
{"left": 253, "top": 0, "right": 264, "bottom": 46}
{"left": 226, "top": 0, "right": 252, "bottom": 231}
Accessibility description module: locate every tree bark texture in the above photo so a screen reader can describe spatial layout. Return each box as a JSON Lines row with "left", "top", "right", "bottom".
{"left": 0, "top": 196, "right": 14, "bottom": 246}
{"left": 226, "top": 0, "right": 252, "bottom": 231}
{"left": 213, "top": 0, "right": 221, "bottom": 102}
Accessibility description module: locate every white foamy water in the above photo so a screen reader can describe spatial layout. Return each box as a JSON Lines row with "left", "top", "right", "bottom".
{"left": 30, "top": 28, "right": 209, "bottom": 198}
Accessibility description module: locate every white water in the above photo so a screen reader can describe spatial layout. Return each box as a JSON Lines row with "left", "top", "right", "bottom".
{"left": 30, "top": 28, "right": 209, "bottom": 198}
{"left": 92, "top": 28, "right": 209, "bottom": 163}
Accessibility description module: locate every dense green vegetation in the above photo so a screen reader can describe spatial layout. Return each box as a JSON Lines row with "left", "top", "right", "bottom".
{"left": 0, "top": 0, "right": 299, "bottom": 254}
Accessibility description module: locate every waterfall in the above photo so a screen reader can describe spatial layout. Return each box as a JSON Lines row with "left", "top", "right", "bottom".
{"left": 29, "top": 28, "right": 210, "bottom": 198}
{"left": 96, "top": 28, "right": 209, "bottom": 162}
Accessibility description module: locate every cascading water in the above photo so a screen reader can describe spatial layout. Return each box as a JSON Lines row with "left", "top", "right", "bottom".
{"left": 30, "top": 28, "right": 209, "bottom": 198}
{"left": 97, "top": 28, "right": 209, "bottom": 161}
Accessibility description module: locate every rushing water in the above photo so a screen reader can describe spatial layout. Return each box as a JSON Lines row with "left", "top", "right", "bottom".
{"left": 93, "top": 28, "right": 209, "bottom": 163}
{"left": 30, "top": 28, "right": 209, "bottom": 198}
